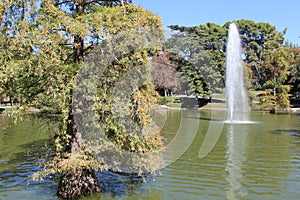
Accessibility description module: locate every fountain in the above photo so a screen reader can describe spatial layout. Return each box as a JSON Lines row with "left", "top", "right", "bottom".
{"left": 225, "top": 23, "right": 249, "bottom": 123}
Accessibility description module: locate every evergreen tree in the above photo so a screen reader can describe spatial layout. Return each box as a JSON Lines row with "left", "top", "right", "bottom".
{"left": 167, "top": 23, "right": 224, "bottom": 97}
{"left": 168, "top": 20, "right": 291, "bottom": 107}
{"left": 232, "top": 20, "right": 286, "bottom": 89}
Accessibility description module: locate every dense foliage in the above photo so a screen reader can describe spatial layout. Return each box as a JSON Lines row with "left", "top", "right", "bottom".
{"left": 166, "top": 23, "right": 225, "bottom": 97}
{"left": 1, "top": 0, "right": 164, "bottom": 198}
{"left": 168, "top": 20, "right": 300, "bottom": 108}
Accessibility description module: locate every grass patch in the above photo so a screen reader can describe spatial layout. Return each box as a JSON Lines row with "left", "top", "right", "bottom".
{"left": 202, "top": 102, "right": 226, "bottom": 109}
{"left": 211, "top": 93, "right": 225, "bottom": 99}
{"left": 159, "top": 96, "right": 181, "bottom": 108}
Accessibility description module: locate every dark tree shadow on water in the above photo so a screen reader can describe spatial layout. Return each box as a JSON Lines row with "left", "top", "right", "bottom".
{"left": 97, "top": 170, "right": 150, "bottom": 197}
{"left": 199, "top": 117, "right": 224, "bottom": 122}
{"left": 184, "top": 116, "right": 224, "bottom": 122}
{"left": 271, "top": 129, "right": 300, "bottom": 137}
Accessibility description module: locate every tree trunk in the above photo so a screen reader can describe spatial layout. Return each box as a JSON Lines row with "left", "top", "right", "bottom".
{"left": 273, "top": 67, "right": 277, "bottom": 97}
{"left": 66, "top": 109, "right": 81, "bottom": 154}
{"left": 73, "top": 35, "right": 84, "bottom": 63}
{"left": 57, "top": 109, "right": 101, "bottom": 199}
{"left": 9, "top": 95, "right": 13, "bottom": 107}
{"left": 57, "top": 3, "right": 101, "bottom": 198}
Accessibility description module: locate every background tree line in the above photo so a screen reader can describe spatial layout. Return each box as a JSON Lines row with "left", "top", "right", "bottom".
{"left": 160, "top": 20, "right": 300, "bottom": 109}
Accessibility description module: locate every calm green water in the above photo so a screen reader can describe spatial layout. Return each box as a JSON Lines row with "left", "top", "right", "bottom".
{"left": 0, "top": 115, "right": 58, "bottom": 199}
{"left": 0, "top": 111, "right": 300, "bottom": 200}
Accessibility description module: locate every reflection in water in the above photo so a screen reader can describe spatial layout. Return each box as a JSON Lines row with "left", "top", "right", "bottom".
{"left": 198, "top": 110, "right": 226, "bottom": 159}
{"left": 226, "top": 124, "right": 248, "bottom": 199}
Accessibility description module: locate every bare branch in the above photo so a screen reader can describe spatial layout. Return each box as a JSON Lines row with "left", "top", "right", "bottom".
{"left": 59, "top": 43, "right": 73, "bottom": 46}
{"left": 54, "top": 0, "right": 74, "bottom": 7}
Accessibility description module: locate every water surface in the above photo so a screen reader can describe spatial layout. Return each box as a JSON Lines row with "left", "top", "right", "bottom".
{"left": 0, "top": 111, "right": 300, "bottom": 200}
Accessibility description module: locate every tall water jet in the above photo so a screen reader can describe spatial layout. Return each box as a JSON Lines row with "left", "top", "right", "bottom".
{"left": 225, "top": 23, "right": 249, "bottom": 122}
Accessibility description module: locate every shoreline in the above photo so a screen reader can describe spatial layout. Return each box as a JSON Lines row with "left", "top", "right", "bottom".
{"left": 2, "top": 105, "right": 300, "bottom": 116}
{"left": 162, "top": 105, "right": 300, "bottom": 114}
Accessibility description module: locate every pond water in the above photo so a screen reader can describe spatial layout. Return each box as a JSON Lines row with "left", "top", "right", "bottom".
{"left": 0, "top": 110, "right": 300, "bottom": 200}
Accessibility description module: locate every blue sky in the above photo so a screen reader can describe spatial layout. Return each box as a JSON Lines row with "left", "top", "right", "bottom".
{"left": 134, "top": 0, "right": 300, "bottom": 45}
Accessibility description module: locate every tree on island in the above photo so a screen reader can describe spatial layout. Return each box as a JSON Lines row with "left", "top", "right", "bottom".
{"left": 1, "top": 0, "right": 164, "bottom": 199}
